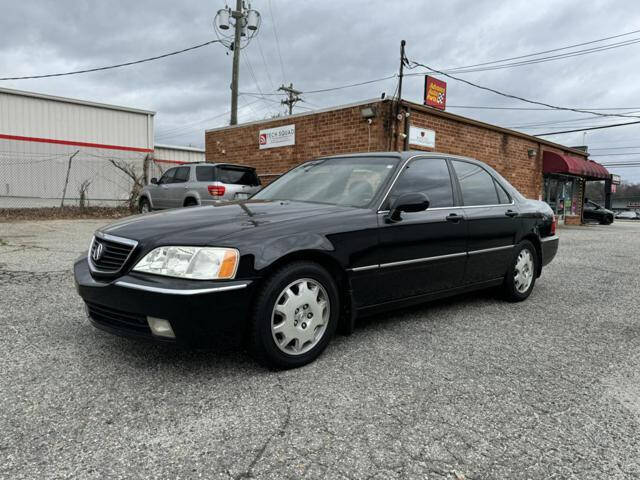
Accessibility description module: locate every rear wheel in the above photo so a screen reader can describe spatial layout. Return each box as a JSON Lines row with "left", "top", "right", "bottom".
{"left": 248, "top": 262, "right": 339, "bottom": 369}
{"left": 139, "top": 197, "right": 151, "bottom": 214}
{"left": 503, "top": 240, "right": 537, "bottom": 302}
{"left": 600, "top": 215, "right": 613, "bottom": 225}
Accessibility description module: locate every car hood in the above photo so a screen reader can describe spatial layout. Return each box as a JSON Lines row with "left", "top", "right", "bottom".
{"left": 99, "top": 200, "right": 352, "bottom": 246}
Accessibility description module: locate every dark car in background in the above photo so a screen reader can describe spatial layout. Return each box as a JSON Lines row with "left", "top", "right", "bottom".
{"left": 583, "top": 199, "right": 614, "bottom": 225}
{"left": 75, "top": 152, "right": 559, "bottom": 369}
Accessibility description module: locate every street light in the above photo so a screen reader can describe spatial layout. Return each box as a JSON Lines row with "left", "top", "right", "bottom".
{"left": 213, "top": 2, "right": 261, "bottom": 125}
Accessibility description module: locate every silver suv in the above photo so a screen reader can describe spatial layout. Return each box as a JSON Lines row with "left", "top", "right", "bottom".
{"left": 139, "top": 163, "right": 261, "bottom": 213}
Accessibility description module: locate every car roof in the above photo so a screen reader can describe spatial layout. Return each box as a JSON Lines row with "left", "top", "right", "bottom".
{"left": 185, "top": 162, "right": 256, "bottom": 169}
{"left": 318, "top": 151, "right": 482, "bottom": 164}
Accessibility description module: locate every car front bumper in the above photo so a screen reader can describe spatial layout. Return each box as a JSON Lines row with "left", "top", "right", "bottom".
{"left": 74, "top": 257, "right": 255, "bottom": 346}
{"left": 540, "top": 235, "right": 559, "bottom": 267}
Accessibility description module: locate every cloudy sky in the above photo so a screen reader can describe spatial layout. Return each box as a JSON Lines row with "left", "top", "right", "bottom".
{"left": 2, "top": 0, "right": 640, "bottom": 182}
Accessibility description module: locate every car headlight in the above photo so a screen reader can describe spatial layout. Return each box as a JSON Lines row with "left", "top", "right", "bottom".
{"left": 132, "top": 247, "right": 239, "bottom": 280}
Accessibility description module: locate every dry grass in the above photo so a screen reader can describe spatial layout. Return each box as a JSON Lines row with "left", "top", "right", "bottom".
{"left": 0, "top": 206, "right": 132, "bottom": 222}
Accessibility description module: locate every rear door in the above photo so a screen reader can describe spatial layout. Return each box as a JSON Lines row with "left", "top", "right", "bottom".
{"left": 152, "top": 168, "right": 177, "bottom": 209}
{"left": 375, "top": 157, "right": 468, "bottom": 303}
{"left": 216, "top": 165, "right": 261, "bottom": 200}
{"left": 450, "top": 160, "right": 520, "bottom": 284}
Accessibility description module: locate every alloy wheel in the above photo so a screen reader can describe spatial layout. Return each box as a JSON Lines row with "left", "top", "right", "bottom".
{"left": 271, "top": 278, "right": 330, "bottom": 355}
{"left": 514, "top": 249, "right": 534, "bottom": 293}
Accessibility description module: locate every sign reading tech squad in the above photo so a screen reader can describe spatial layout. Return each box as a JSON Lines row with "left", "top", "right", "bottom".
{"left": 259, "top": 124, "right": 295, "bottom": 149}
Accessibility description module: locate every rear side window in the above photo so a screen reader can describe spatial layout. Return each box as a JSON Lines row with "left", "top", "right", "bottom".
{"left": 216, "top": 166, "right": 260, "bottom": 186}
{"left": 172, "top": 167, "right": 190, "bottom": 183}
{"left": 387, "top": 158, "right": 454, "bottom": 208}
{"left": 495, "top": 181, "right": 511, "bottom": 204}
{"left": 196, "top": 165, "right": 215, "bottom": 182}
{"left": 451, "top": 160, "right": 499, "bottom": 206}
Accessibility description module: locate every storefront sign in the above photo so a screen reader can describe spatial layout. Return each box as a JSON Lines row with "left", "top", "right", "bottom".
{"left": 611, "top": 174, "right": 621, "bottom": 185}
{"left": 409, "top": 126, "right": 436, "bottom": 148}
{"left": 259, "top": 124, "right": 295, "bottom": 149}
{"left": 424, "top": 76, "right": 447, "bottom": 110}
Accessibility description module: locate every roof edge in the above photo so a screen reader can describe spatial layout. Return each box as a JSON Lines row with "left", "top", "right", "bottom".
{"left": 0, "top": 87, "right": 156, "bottom": 115}
{"left": 154, "top": 143, "right": 205, "bottom": 153}
{"left": 205, "top": 98, "right": 388, "bottom": 133}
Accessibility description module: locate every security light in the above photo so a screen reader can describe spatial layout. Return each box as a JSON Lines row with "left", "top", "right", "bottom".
{"left": 361, "top": 107, "right": 377, "bottom": 119}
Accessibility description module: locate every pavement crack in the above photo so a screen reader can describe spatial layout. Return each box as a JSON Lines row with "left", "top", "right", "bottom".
{"left": 233, "top": 375, "right": 292, "bottom": 480}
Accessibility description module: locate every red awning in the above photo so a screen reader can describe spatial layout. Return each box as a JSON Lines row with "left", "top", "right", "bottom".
{"left": 542, "top": 151, "right": 610, "bottom": 180}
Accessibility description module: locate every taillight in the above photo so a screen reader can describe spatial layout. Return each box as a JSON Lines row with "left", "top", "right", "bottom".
{"left": 208, "top": 185, "right": 226, "bottom": 196}
{"left": 550, "top": 215, "right": 557, "bottom": 235}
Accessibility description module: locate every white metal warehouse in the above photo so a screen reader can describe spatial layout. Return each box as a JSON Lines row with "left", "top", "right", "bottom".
{"left": 0, "top": 87, "right": 204, "bottom": 208}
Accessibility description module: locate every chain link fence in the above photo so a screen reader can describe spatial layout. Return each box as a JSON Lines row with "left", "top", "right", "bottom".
{"left": 0, "top": 147, "right": 168, "bottom": 211}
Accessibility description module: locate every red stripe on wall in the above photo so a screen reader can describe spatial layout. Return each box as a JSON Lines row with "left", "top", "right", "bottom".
{"left": 153, "top": 158, "right": 189, "bottom": 165}
{"left": 0, "top": 133, "right": 153, "bottom": 153}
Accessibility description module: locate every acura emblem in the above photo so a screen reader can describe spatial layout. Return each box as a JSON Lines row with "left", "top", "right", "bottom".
{"left": 92, "top": 242, "right": 104, "bottom": 262}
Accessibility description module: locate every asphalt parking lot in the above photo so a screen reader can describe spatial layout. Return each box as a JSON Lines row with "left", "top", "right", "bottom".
{"left": 1, "top": 219, "right": 639, "bottom": 479}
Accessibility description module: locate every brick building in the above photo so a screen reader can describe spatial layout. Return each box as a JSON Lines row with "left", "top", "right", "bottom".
{"left": 205, "top": 98, "right": 610, "bottom": 224}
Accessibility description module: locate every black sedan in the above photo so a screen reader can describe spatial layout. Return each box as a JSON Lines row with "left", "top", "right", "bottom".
{"left": 74, "top": 152, "right": 559, "bottom": 369}
{"left": 583, "top": 199, "right": 615, "bottom": 225}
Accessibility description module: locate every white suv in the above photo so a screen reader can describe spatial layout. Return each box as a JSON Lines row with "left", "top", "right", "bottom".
{"left": 139, "top": 163, "right": 262, "bottom": 213}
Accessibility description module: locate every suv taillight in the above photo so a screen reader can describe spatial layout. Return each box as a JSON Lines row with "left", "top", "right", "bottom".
{"left": 550, "top": 215, "right": 557, "bottom": 235}
{"left": 208, "top": 185, "right": 226, "bottom": 196}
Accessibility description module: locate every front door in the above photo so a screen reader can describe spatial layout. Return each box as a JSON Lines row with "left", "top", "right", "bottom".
{"left": 375, "top": 157, "right": 468, "bottom": 303}
{"left": 450, "top": 160, "right": 520, "bottom": 284}
{"left": 152, "top": 167, "right": 177, "bottom": 209}
{"left": 165, "top": 166, "right": 191, "bottom": 208}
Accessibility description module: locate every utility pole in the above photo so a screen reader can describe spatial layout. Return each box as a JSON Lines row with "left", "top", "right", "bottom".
{"left": 230, "top": 0, "right": 243, "bottom": 125}
{"left": 397, "top": 40, "right": 406, "bottom": 105}
{"left": 278, "top": 83, "right": 301, "bottom": 115}
{"left": 214, "top": 2, "right": 261, "bottom": 125}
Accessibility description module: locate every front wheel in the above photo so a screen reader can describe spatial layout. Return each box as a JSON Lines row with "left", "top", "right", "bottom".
{"left": 503, "top": 240, "right": 538, "bottom": 302}
{"left": 248, "top": 262, "right": 339, "bottom": 369}
{"left": 139, "top": 197, "right": 151, "bottom": 214}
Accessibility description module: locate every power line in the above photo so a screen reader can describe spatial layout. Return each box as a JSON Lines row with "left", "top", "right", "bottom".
{"left": 268, "top": 0, "right": 286, "bottom": 83}
{"left": 590, "top": 146, "right": 640, "bottom": 151}
{"left": 447, "top": 105, "right": 640, "bottom": 111}
{"left": 417, "top": 37, "right": 640, "bottom": 75}
{"left": 535, "top": 120, "right": 640, "bottom": 136}
{"left": 255, "top": 34, "right": 276, "bottom": 91}
{"left": 407, "top": 58, "right": 640, "bottom": 120}
{"left": 239, "top": 74, "right": 397, "bottom": 96}
{"left": 590, "top": 152, "right": 640, "bottom": 157}
{"left": 439, "top": 28, "right": 640, "bottom": 73}
{"left": 0, "top": 39, "right": 221, "bottom": 81}
{"left": 507, "top": 110, "right": 640, "bottom": 129}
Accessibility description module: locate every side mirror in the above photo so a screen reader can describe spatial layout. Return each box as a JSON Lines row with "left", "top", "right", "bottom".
{"left": 150, "top": 177, "right": 158, "bottom": 185}
{"left": 387, "top": 192, "right": 430, "bottom": 223}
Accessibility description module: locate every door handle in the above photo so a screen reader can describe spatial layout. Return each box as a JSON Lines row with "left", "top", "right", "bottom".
{"left": 446, "top": 213, "right": 462, "bottom": 223}
{"left": 505, "top": 210, "right": 518, "bottom": 217}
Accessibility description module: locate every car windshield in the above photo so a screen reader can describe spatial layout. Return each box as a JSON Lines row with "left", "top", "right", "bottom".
{"left": 252, "top": 156, "right": 399, "bottom": 207}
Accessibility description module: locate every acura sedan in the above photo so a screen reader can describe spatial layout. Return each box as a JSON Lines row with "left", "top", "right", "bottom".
{"left": 74, "top": 152, "right": 559, "bottom": 369}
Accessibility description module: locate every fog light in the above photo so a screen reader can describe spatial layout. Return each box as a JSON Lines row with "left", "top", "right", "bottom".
{"left": 147, "top": 317, "right": 175, "bottom": 338}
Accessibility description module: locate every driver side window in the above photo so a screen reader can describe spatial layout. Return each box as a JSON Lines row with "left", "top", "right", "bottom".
{"left": 386, "top": 158, "right": 454, "bottom": 209}
{"left": 159, "top": 168, "right": 176, "bottom": 185}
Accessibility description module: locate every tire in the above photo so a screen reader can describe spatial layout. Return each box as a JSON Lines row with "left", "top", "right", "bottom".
{"left": 184, "top": 198, "right": 198, "bottom": 207}
{"left": 139, "top": 197, "right": 151, "bottom": 214}
{"left": 600, "top": 215, "right": 613, "bottom": 225}
{"left": 248, "top": 261, "right": 339, "bottom": 369}
{"left": 503, "top": 240, "right": 538, "bottom": 302}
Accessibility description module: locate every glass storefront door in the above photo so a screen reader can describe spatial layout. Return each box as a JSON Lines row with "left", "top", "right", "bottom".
{"left": 543, "top": 175, "right": 578, "bottom": 221}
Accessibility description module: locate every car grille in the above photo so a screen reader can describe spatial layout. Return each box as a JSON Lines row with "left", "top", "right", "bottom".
{"left": 89, "top": 236, "right": 135, "bottom": 273}
{"left": 85, "top": 301, "right": 151, "bottom": 335}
